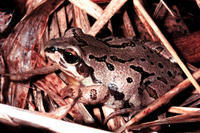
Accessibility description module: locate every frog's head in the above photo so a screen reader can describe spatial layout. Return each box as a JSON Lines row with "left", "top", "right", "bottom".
{"left": 44, "top": 37, "right": 91, "bottom": 81}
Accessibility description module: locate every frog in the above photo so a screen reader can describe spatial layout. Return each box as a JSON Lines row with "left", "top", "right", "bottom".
{"left": 44, "top": 28, "right": 184, "bottom": 109}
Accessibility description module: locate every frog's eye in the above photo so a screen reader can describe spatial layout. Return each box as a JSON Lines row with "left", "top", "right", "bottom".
{"left": 63, "top": 48, "right": 80, "bottom": 64}
{"left": 45, "top": 46, "right": 57, "bottom": 53}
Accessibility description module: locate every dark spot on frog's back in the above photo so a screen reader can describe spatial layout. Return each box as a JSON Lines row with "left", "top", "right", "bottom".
{"left": 149, "top": 49, "right": 154, "bottom": 54}
{"left": 89, "top": 55, "right": 107, "bottom": 62}
{"left": 110, "top": 56, "right": 135, "bottom": 63}
{"left": 126, "top": 77, "right": 133, "bottom": 83}
{"left": 89, "top": 55, "right": 115, "bottom": 71}
{"left": 130, "top": 65, "right": 155, "bottom": 86}
{"left": 150, "top": 62, "right": 154, "bottom": 65}
{"left": 167, "top": 71, "right": 173, "bottom": 77}
{"left": 106, "top": 63, "right": 115, "bottom": 71}
{"left": 140, "top": 58, "right": 146, "bottom": 62}
{"left": 108, "top": 83, "right": 124, "bottom": 100}
{"left": 110, "top": 56, "right": 126, "bottom": 63}
{"left": 130, "top": 65, "right": 155, "bottom": 79}
{"left": 142, "top": 45, "right": 146, "bottom": 49}
{"left": 157, "top": 76, "right": 168, "bottom": 84}
{"left": 103, "top": 41, "right": 136, "bottom": 48}
{"left": 158, "top": 62, "right": 164, "bottom": 68}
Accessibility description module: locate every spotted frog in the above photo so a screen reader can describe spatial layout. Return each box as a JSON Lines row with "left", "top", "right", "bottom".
{"left": 44, "top": 28, "right": 183, "bottom": 109}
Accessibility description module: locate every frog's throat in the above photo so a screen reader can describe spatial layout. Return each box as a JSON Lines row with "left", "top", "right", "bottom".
{"left": 81, "top": 76, "right": 98, "bottom": 86}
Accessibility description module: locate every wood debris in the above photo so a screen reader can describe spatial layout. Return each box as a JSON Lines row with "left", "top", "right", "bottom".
{"left": 0, "top": 0, "right": 200, "bottom": 132}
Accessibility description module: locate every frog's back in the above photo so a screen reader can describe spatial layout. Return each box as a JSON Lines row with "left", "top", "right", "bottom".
{"left": 86, "top": 37, "right": 183, "bottom": 108}
{"left": 64, "top": 28, "right": 183, "bottom": 108}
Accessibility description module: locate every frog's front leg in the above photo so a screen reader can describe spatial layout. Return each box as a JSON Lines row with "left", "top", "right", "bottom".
{"left": 133, "top": 76, "right": 174, "bottom": 107}
{"left": 61, "top": 83, "right": 110, "bottom": 105}
{"left": 79, "top": 84, "right": 110, "bottom": 105}
{"left": 128, "top": 84, "right": 158, "bottom": 108}
{"left": 59, "top": 75, "right": 110, "bottom": 105}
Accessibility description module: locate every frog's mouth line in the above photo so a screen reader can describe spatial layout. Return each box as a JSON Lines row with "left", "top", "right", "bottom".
{"left": 58, "top": 60, "right": 84, "bottom": 81}
{"left": 58, "top": 63, "right": 76, "bottom": 78}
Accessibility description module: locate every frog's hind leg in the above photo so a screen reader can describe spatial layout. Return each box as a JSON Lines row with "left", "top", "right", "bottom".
{"left": 138, "top": 84, "right": 159, "bottom": 107}
{"left": 103, "top": 106, "right": 141, "bottom": 125}
{"left": 144, "top": 41, "right": 176, "bottom": 63}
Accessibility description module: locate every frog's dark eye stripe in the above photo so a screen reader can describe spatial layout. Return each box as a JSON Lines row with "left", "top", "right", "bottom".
{"left": 45, "top": 46, "right": 58, "bottom": 53}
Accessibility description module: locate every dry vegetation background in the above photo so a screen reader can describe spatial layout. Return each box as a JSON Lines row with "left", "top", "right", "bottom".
{"left": 0, "top": 0, "right": 200, "bottom": 132}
